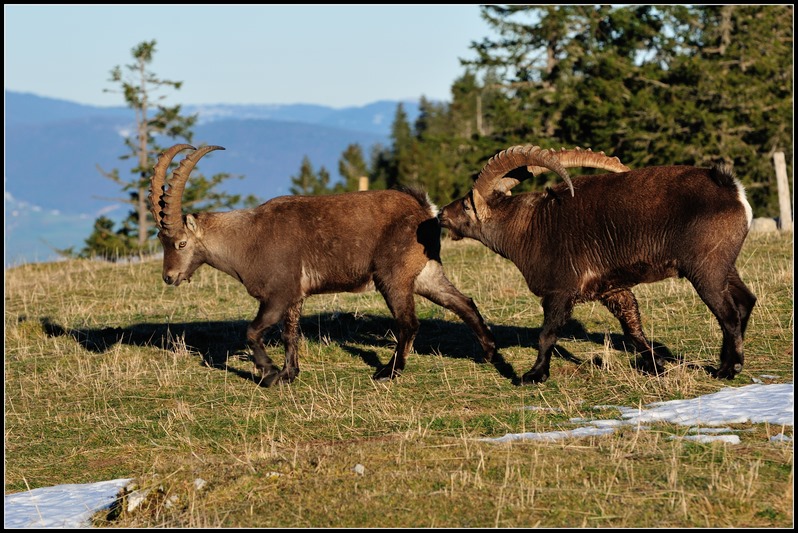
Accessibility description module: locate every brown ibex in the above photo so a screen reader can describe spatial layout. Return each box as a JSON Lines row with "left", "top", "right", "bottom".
{"left": 439, "top": 145, "right": 756, "bottom": 384}
{"left": 149, "top": 144, "right": 496, "bottom": 386}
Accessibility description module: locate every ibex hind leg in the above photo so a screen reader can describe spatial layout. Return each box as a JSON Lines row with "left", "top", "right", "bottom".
{"left": 600, "top": 289, "right": 666, "bottom": 376}
{"left": 373, "top": 289, "right": 419, "bottom": 381}
{"left": 415, "top": 261, "right": 497, "bottom": 362}
{"left": 689, "top": 269, "right": 746, "bottom": 380}
{"left": 274, "top": 300, "right": 303, "bottom": 384}
{"left": 247, "top": 300, "right": 287, "bottom": 386}
{"left": 727, "top": 267, "right": 756, "bottom": 338}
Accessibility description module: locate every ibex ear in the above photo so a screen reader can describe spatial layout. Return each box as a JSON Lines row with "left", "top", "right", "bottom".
{"left": 472, "top": 189, "right": 491, "bottom": 221}
{"left": 185, "top": 214, "right": 202, "bottom": 238}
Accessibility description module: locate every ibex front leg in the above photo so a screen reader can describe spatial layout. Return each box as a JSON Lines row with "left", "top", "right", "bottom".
{"left": 522, "top": 294, "right": 574, "bottom": 384}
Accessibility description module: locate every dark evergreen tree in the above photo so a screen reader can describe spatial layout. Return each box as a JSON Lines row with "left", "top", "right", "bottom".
{"left": 655, "top": 5, "right": 793, "bottom": 215}
{"left": 459, "top": 4, "right": 792, "bottom": 215}
{"left": 366, "top": 144, "right": 391, "bottom": 192}
{"left": 318, "top": 167, "right": 332, "bottom": 194}
{"left": 332, "top": 5, "right": 791, "bottom": 217}
{"left": 449, "top": 71, "right": 484, "bottom": 139}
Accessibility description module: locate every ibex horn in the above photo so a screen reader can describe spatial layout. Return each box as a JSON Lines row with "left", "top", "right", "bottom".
{"left": 159, "top": 145, "right": 225, "bottom": 236}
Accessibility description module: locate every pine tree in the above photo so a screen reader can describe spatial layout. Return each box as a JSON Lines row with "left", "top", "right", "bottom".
{"left": 655, "top": 5, "right": 793, "bottom": 215}
{"left": 84, "top": 39, "right": 248, "bottom": 260}
{"left": 95, "top": 40, "right": 196, "bottom": 252}
{"left": 387, "top": 103, "right": 415, "bottom": 189}
{"left": 335, "top": 143, "right": 370, "bottom": 192}
{"left": 79, "top": 216, "right": 134, "bottom": 261}
{"left": 366, "top": 144, "right": 391, "bottom": 192}
{"left": 289, "top": 156, "right": 332, "bottom": 195}
{"left": 331, "top": 5, "right": 790, "bottom": 217}
{"left": 457, "top": 5, "right": 792, "bottom": 215}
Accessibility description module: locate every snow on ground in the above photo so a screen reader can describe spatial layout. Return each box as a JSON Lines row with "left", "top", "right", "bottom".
{"left": 486, "top": 381, "right": 793, "bottom": 444}
{"left": 4, "top": 478, "right": 132, "bottom": 529}
{"left": 4, "top": 381, "right": 793, "bottom": 528}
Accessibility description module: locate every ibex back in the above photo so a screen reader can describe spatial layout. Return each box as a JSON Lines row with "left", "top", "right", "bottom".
{"left": 149, "top": 144, "right": 496, "bottom": 386}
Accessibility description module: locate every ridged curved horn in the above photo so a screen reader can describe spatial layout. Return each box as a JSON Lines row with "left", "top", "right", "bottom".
{"left": 497, "top": 146, "right": 630, "bottom": 193}
{"left": 149, "top": 144, "right": 195, "bottom": 229}
{"left": 160, "top": 145, "right": 225, "bottom": 236}
{"left": 526, "top": 147, "right": 630, "bottom": 176}
{"left": 475, "top": 145, "right": 574, "bottom": 198}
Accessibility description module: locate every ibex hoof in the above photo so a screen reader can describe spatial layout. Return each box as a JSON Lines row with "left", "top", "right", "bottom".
{"left": 479, "top": 349, "right": 496, "bottom": 364}
{"left": 520, "top": 369, "right": 548, "bottom": 385}
{"left": 637, "top": 356, "right": 666, "bottom": 377}
{"left": 715, "top": 363, "right": 741, "bottom": 380}
{"left": 276, "top": 368, "right": 299, "bottom": 384}
{"left": 254, "top": 366, "right": 280, "bottom": 387}
{"left": 372, "top": 366, "right": 401, "bottom": 381}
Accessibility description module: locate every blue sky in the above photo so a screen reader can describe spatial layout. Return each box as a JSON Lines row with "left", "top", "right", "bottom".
{"left": 4, "top": 4, "right": 492, "bottom": 108}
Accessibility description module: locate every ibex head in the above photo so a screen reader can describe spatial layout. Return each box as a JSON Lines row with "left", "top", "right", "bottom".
{"left": 149, "top": 144, "right": 225, "bottom": 285}
{"left": 440, "top": 145, "right": 629, "bottom": 241}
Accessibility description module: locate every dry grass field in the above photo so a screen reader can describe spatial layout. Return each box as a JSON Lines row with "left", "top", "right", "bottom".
{"left": 4, "top": 231, "right": 793, "bottom": 527}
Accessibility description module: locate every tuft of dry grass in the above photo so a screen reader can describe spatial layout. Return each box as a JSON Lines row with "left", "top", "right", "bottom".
{"left": 4, "top": 231, "right": 793, "bottom": 527}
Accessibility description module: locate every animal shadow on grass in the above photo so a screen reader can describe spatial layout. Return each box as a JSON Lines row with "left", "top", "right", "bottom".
{"left": 491, "top": 319, "right": 684, "bottom": 384}
{"left": 38, "top": 313, "right": 490, "bottom": 385}
{"left": 38, "top": 314, "right": 683, "bottom": 387}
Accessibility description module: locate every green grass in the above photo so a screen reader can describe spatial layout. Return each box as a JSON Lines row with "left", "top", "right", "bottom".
{"left": 4, "top": 231, "right": 793, "bottom": 527}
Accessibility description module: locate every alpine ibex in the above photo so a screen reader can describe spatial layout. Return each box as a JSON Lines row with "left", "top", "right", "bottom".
{"left": 439, "top": 145, "right": 756, "bottom": 384}
{"left": 149, "top": 144, "right": 496, "bottom": 386}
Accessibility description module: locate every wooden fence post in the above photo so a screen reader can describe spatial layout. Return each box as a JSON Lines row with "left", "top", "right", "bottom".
{"left": 773, "top": 151, "right": 792, "bottom": 231}
{"left": 358, "top": 176, "right": 369, "bottom": 191}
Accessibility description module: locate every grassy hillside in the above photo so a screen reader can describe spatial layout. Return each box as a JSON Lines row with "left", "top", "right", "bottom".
{"left": 4, "top": 232, "right": 793, "bottom": 527}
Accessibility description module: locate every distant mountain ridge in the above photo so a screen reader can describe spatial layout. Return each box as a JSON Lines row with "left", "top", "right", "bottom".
{"left": 185, "top": 101, "right": 405, "bottom": 135}
{"left": 4, "top": 90, "right": 421, "bottom": 266}
{"left": 6, "top": 91, "right": 416, "bottom": 135}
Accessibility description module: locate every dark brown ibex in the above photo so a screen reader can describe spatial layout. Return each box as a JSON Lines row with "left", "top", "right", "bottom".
{"left": 149, "top": 144, "right": 497, "bottom": 385}
{"left": 439, "top": 145, "right": 756, "bottom": 384}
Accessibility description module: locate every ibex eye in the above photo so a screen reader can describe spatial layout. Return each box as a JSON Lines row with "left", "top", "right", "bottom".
{"left": 178, "top": 241, "right": 187, "bottom": 249}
